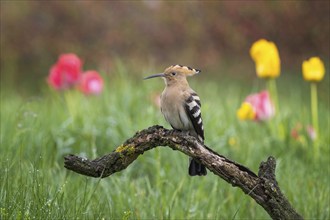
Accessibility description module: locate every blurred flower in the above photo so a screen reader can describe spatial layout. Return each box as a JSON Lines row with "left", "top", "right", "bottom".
{"left": 291, "top": 123, "right": 316, "bottom": 142}
{"left": 236, "top": 102, "right": 255, "bottom": 120}
{"left": 290, "top": 128, "right": 299, "bottom": 140}
{"left": 291, "top": 123, "right": 303, "bottom": 140}
{"left": 302, "top": 57, "right": 325, "bottom": 82}
{"left": 228, "top": 137, "right": 237, "bottom": 147}
{"left": 79, "top": 71, "right": 104, "bottom": 95}
{"left": 302, "top": 57, "right": 325, "bottom": 144}
{"left": 245, "top": 90, "right": 275, "bottom": 121}
{"left": 47, "top": 53, "right": 82, "bottom": 90}
{"left": 250, "top": 39, "right": 281, "bottom": 79}
{"left": 306, "top": 125, "right": 316, "bottom": 140}
{"left": 150, "top": 92, "right": 161, "bottom": 108}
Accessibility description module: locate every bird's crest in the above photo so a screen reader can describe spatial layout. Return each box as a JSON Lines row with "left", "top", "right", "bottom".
{"left": 165, "top": 64, "right": 201, "bottom": 76}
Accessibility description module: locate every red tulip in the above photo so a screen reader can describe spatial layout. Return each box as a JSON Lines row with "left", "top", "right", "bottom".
{"left": 47, "top": 53, "right": 82, "bottom": 90}
{"left": 79, "top": 71, "right": 104, "bottom": 95}
{"left": 291, "top": 123, "right": 303, "bottom": 140}
{"left": 245, "top": 90, "right": 275, "bottom": 121}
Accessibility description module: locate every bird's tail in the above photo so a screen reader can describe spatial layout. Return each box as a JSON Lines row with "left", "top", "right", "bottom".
{"left": 188, "top": 157, "right": 207, "bottom": 176}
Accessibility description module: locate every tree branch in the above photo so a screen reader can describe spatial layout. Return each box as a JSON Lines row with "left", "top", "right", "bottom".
{"left": 64, "top": 125, "right": 303, "bottom": 220}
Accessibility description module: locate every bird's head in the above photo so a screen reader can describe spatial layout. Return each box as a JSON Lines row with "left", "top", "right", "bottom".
{"left": 144, "top": 64, "right": 201, "bottom": 86}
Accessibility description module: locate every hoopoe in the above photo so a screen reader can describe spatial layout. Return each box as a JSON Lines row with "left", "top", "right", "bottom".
{"left": 144, "top": 64, "right": 207, "bottom": 176}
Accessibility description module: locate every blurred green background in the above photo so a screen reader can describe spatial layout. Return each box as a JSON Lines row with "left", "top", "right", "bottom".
{"left": 1, "top": 1, "right": 329, "bottom": 94}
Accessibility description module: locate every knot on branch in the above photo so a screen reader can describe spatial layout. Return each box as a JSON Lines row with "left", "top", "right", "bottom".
{"left": 258, "top": 156, "right": 277, "bottom": 182}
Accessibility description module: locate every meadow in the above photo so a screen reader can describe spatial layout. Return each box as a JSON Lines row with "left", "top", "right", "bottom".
{"left": 1, "top": 63, "right": 329, "bottom": 219}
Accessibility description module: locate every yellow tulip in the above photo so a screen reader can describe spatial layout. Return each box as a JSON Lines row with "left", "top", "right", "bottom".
{"left": 250, "top": 39, "right": 270, "bottom": 61}
{"left": 302, "top": 57, "right": 325, "bottom": 82}
{"left": 302, "top": 57, "right": 325, "bottom": 147}
{"left": 250, "top": 39, "right": 281, "bottom": 79}
{"left": 236, "top": 102, "right": 256, "bottom": 121}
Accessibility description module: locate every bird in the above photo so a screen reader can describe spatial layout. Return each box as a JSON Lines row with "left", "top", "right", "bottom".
{"left": 144, "top": 64, "right": 207, "bottom": 176}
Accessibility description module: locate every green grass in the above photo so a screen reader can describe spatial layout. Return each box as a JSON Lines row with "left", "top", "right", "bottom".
{"left": 1, "top": 64, "right": 329, "bottom": 219}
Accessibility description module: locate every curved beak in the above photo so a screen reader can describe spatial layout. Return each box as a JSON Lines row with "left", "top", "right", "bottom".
{"left": 143, "top": 73, "right": 165, "bottom": 80}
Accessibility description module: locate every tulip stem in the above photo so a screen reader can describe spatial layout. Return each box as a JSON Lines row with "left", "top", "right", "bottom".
{"left": 310, "top": 82, "right": 319, "bottom": 140}
{"left": 64, "top": 90, "right": 78, "bottom": 123}
{"left": 267, "top": 78, "right": 285, "bottom": 139}
{"left": 267, "top": 79, "right": 279, "bottom": 114}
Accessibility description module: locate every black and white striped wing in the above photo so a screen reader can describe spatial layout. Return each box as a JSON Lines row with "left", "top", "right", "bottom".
{"left": 184, "top": 93, "right": 204, "bottom": 141}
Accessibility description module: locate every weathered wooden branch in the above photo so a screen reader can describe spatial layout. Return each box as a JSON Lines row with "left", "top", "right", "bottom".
{"left": 64, "top": 125, "right": 303, "bottom": 220}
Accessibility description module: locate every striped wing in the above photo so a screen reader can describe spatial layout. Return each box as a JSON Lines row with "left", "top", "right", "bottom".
{"left": 184, "top": 93, "right": 204, "bottom": 142}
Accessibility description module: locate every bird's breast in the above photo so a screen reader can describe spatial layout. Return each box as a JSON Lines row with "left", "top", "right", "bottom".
{"left": 160, "top": 90, "right": 193, "bottom": 130}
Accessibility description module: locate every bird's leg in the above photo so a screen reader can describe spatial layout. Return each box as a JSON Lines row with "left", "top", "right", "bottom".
{"left": 169, "top": 128, "right": 189, "bottom": 137}
{"left": 169, "top": 128, "right": 181, "bottom": 136}
{"left": 185, "top": 130, "right": 194, "bottom": 137}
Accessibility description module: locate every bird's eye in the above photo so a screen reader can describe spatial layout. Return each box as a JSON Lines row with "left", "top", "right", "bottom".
{"left": 171, "top": 72, "right": 177, "bottom": 76}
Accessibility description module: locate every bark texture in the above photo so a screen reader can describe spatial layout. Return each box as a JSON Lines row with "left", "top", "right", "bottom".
{"left": 64, "top": 125, "right": 303, "bottom": 220}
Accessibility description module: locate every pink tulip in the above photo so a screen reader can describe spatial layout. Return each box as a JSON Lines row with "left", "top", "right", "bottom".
{"left": 79, "top": 71, "right": 104, "bottom": 95}
{"left": 245, "top": 90, "right": 275, "bottom": 121}
{"left": 47, "top": 53, "right": 82, "bottom": 90}
{"left": 306, "top": 125, "right": 316, "bottom": 140}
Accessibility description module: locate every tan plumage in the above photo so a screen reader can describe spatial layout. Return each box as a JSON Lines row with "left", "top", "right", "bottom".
{"left": 144, "top": 64, "right": 207, "bottom": 176}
